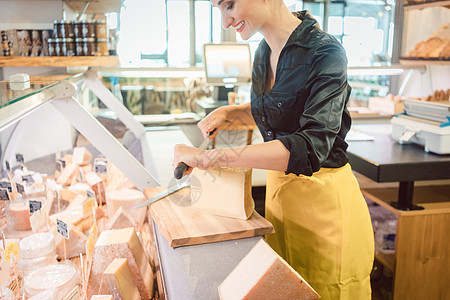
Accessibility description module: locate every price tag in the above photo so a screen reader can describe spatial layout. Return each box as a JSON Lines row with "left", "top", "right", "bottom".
{"left": 15, "top": 153, "right": 24, "bottom": 164}
{"left": 63, "top": 285, "right": 80, "bottom": 300}
{"left": 4, "top": 241, "right": 19, "bottom": 263}
{"left": 56, "top": 158, "right": 66, "bottom": 172}
{"left": 86, "top": 190, "right": 95, "bottom": 199}
{"left": 22, "top": 174, "right": 34, "bottom": 185}
{"left": 94, "top": 158, "right": 108, "bottom": 174}
{"left": 0, "top": 188, "right": 10, "bottom": 201}
{"left": 0, "top": 181, "right": 12, "bottom": 193}
{"left": 56, "top": 218, "right": 70, "bottom": 239}
{"left": 16, "top": 182, "right": 25, "bottom": 195}
{"left": 29, "top": 199, "right": 42, "bottom": 213}
{"left": 5, "top": 161, "right": 10, "bottom": 173}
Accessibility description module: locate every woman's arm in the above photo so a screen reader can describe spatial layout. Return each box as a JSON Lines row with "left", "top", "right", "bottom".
{"left": 173, "top": 140, "right": 290, "bottom": 175}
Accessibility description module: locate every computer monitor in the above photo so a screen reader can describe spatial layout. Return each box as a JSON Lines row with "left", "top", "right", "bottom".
{"left": 203, "top": 43, "right": 252, "bottom": 101}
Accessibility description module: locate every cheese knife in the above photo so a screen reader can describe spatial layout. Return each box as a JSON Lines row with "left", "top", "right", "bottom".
{"left": 173, "top": 129, "right": 216, "bottom": 179}
{"left": 133, "top": 176, "right": 190, "bottom": 208}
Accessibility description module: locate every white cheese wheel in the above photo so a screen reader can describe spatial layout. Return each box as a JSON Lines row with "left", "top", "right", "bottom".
{"left": 20, "top": 232, "right": 56, "bottom": 259}
{"left": 23, "top": 263, "right": 80, "bottom": 299}
{"left": 17, "top": 253, "right": 57, "bottom": 278}
{"left": 190, "top": 167, "right": 254, "bottom": 220}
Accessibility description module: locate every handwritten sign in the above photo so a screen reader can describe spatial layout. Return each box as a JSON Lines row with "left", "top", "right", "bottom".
{"left": 0, "top": 188, "right": 10, "bottom": 201}
{"left": 29, "top": 200, "right": 42, "bottom": 213}
{"left": 15, "top": 153, "right": 24, "bottom": 164}
{"left": 16, "top": 182, "right": 25, "bottom": 195}
{"left": 22, "top": 174, "right": 34, "bottom": 185}
{"left": 0, "top": 181, "right": 12, "bottom": 193}
{"left": 56, "top": 219, "right": 69, "bottom": 239}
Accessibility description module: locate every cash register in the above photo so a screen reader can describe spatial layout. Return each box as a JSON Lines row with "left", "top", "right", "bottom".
{"left": 196, "top": 43, "right": 252, "bottom": 118}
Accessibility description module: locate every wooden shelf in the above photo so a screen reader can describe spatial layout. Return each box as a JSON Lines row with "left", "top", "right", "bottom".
{"left": 399, "top": 58, "right": 450, "bottom": 66}
{"left": 404, "top": 0, "right": 450, "bottom": 10}
{"left": 0, "top": 56, "right": 120, "bottom": 67}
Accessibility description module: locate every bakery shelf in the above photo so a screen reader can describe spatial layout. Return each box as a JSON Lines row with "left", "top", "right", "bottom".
{"left": 0, "top": 56, "right": 120, "bottom": 67}
{"left": 399, "top": 58, "right": 450, "bottom": 66}
{"left": 404, "top": 0, "right": 450, "bottom": 10}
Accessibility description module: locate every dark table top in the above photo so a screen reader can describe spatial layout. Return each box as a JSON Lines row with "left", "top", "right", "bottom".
{"left": 346, "top": 124, "right": 450, "bottom": 182}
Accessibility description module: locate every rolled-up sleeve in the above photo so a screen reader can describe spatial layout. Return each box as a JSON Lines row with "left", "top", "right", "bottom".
{"left": 277, "top": 42, "right": 350, "bottom": 176}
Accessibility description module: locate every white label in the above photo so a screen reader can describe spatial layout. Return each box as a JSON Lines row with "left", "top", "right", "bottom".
{"left": 56, "top": 218, "right": 70, "bottom": 239}
{"left": 0, "top": 188, "right": 10, "bottom": 201}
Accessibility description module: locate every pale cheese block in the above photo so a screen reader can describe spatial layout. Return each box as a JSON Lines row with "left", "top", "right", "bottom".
{"left": 91, "top": 296, "right": 113, "bottom": 300}
{"left": 87, "top": 227, "right": 153, "bottom": 299}
{"left": 53, "top": 225, "right": 88, "bottom": 259}
{"left": 107, "top": 207, "right": 137, "bottom": 230}
{"left": 98, "top": 258, "right": 141, "bottom": 300}
{"left": 105, "top": 161, "right": 136, "bottom": 192}
{"left": 57, "top": 163, "right": 79, "bottom": 186}
{"left": 72, "top": 146, "right": 93, "bottom": 166}
{"left": 218, "top": 240, "right": 320, "bottom": 300}
{"left": 190, "top": 167, "right": 254, "bottom": 220}
{"left": 105, "top": 188, "right": 146, "bottom": 225}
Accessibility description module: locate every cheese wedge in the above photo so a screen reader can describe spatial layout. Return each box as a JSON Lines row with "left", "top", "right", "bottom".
{"left": 105, "top": 189, "right": 146, "bottom": 225}
{"left": 85, "top": 172, "right": 106, "bottom": 204}
{"left": 218, "top": 240, "right": 320, "bottom": 300}
{"left": 72, "top": 147, "right": 93, "bottom": 166}
{"left": 87, "top": 227, "right": 153, "bottom": 299}
{"left": 190, "top": 167, "right": 254, "bottom": 220}
{"left": 107, "top": 207, "right": 137, "bottom": 230}
{"left": 98, "top": 258, "right": 140, "bottom": 300}
{"left": 53, "top": 225, "right": 88, "bottom": 259}
{"left": 57, "top": 163, "right": 79, "bottom": 186}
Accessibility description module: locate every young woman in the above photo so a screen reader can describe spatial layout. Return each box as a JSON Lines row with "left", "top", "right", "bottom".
{"left": 173, "top": 0, "right": 374, "bottom": 298}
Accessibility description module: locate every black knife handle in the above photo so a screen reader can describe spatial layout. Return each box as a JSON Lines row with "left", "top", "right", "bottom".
{"left": 174, "top": 162, "right": 189, "bottom": 179}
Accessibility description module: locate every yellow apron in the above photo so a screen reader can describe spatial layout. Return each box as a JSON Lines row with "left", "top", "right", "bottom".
{"left": 265, "top": 163, "right": 374, "bottom": 300}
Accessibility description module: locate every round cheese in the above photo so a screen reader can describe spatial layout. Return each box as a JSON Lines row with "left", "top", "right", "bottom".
{"left": 20, "top": 232, "right": 56, "bottom": 259}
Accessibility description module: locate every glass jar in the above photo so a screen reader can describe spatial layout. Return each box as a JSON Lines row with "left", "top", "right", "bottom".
{"left": 95, "top": 20, "right": 107, "bottom": 39}
{"left": 48, "top": 38, "right": 56, "bottom": 56}
{"left": 61, "top": 38, "right": 75, "bottom": 56}
{"left": 81, "top": 20, "right": 95, "bottom": 38}
{"left": 96, "top": 38, "right": 108, "bottom": 56}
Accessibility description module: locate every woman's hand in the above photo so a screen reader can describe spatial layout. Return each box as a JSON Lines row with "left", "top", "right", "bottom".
{"left": 197, "top": 106, "right": 229, "bottom": 139}
{"left": 173, "top": 144, "right": 215, "bottom": 176}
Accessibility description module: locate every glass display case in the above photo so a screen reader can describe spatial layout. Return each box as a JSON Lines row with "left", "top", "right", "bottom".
{"left": 0, "top": 71, "right": 160, "bottom": 189}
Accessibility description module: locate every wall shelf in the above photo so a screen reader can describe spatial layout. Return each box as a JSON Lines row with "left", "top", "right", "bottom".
{"left": 0, "top": 56, "right": 120, "bottom": 67}
{"left": 399, "top": 58, "right": 450, "bottom": 66}
{"left": 404, "top": 0, "right": 450, "bottom": 10}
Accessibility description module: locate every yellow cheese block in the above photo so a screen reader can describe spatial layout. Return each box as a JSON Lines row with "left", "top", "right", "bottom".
{"left": 87, "top": 227, "right": 153, "bottom": 299}
{"left": 218, "top": 239, "right": 320, "bottom": 300}
{"left": 190, "top": 167, "right": 254, "bottom": 220}
{"left": 98, "top": 258, "right": 140, "bottom": 300}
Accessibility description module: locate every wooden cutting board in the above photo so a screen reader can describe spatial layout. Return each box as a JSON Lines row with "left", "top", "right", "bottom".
{"left": 144, "top": 186, "right": 275, "bottom": 248}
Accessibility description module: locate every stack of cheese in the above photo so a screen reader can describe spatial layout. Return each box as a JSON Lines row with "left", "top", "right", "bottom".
{"left": 18, "top": 232, "right": 57, "bottom": 278}
{"left": 87, "top": 227, "right": 154, "bottom": 299}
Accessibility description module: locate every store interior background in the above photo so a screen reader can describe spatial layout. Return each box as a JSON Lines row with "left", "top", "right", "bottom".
{"left": 0, "top": 1, "right": 449, "bottom": 300}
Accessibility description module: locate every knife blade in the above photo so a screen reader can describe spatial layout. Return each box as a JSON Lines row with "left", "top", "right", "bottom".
{"left": 173, "top": 129, "right": 216, "bottom": 179}
{"left": 133, "top": 177, "right": 190, "bottom": 208}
